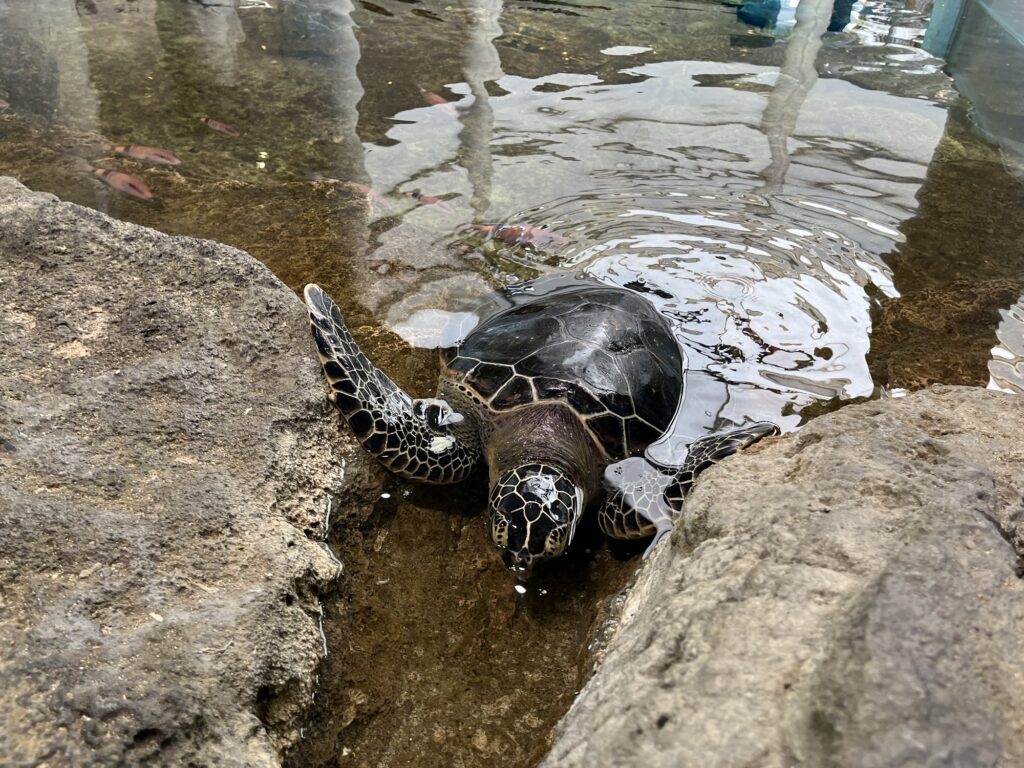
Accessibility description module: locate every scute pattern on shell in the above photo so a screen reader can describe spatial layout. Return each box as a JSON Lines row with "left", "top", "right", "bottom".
{"left": 442, "top": 282, "right": 683, "bottom": 461}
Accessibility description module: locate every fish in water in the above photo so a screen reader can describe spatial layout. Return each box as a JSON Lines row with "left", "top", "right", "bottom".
{"left": 200, "top": 117, "right": 240, "bottom": 137}
{"left": 112, "top": 144, "right": 181, "bottom": 166}
{"left": 459, "top": 223, "right": 567, "bottom": 251}
{"left": 87, "top": 167, "right": 153, "bottom": 201}
{"left": 342, "top": 180, "right": 390, "bottom": 205}
{"left": 303, "top": 170, "right": 390, "bottom": 206}
{"left": 419, "top": 87, "right": 456, "bottom": 115}
{"left": 404, "top": 189, "right": 456, "bottom": 214}
{"left": 0, "top": 98, "right": 9, "bottom": 111}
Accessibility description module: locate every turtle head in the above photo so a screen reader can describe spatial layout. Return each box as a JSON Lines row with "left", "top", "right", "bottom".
{"left": 487, "top": 464, "right": 584, "bottom": 577}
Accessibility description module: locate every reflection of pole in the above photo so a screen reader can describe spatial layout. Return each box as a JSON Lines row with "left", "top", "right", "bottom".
{"left": 301, "top": 0, "right": 370, "bottom": 277}
{"left": 317, "top": 0, "right": 367, "bottom": 186}
{"left": 0, "top": 0, "right": 101, "bottom": 131}
{"left": 458, "top": 0, "right": 505, "bottom": 220}
{"left": 922, "top": 0, "right": 963, "bottom": 58}
{"left": 757, "top": 0, "right": 832, "bottom": 195}
{"left": 185, "top": 1, "right": 245, "bottom": 87}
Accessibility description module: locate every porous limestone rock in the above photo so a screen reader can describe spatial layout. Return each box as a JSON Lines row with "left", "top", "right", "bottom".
{"left": 0, "top": 177, "right": 378, "bottom": 767}
{"left": 544, "top": 386, "right": 1024, "bottom": 768}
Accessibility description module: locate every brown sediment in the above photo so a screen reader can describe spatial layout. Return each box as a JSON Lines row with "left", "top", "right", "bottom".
{"left": 868, "top": 113, "right": 1024, "bottom": 391}
{"left": 286, "top": 479, "right": 636, "bottom": 768}
{"left": 869, "top": 278, "right": 1024, "bottom": 389}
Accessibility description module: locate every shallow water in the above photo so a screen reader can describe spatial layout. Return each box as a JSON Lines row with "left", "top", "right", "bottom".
{"left": 2, "top": 0, "right": 1023, "bottom": 766}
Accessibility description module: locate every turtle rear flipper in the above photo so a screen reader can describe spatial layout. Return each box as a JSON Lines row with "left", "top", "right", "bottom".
{"left": 598, "top": 457, "right": 674, "bottom": 547}
{"left": 304, "top": 284, "right": 481, "bottom": 484}
{"left": 599, "top": 422, "right": 779, "bottom": 555}
{"left": 663, "top": 422, "right": 779, "bottom": 508}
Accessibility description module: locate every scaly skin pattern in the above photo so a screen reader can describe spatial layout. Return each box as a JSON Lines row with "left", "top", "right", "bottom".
{"left": 597, "top": 457, "right": 672, "bottom": 541}
{"left": 598, "top": 423, "right": 780, "bottom": 551}
{"left": 304, "top": 284, "right": 481, "bottom": 483}
{"left": 488, "top": 463, "right": 583, "bottom": 567}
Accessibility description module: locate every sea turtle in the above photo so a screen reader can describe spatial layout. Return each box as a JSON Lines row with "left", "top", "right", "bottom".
{"left": 304, "top": 276, "right": 777, "bottom": 575}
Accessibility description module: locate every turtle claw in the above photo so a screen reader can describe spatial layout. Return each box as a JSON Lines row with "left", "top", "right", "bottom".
{"left": 642, "top": 520, "right": 673, "bottom": 558}
{"left": 412, "top": 397, "right": 464, "bottom": 427}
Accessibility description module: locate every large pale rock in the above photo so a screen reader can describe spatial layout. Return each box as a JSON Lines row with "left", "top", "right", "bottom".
{"left": 544, "top": 386, "right": 1024, "bottom": 767}
{"left": 0, "top": 178, "right": 377, "bottom": 766}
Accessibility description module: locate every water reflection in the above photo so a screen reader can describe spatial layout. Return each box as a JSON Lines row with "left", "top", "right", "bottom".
{"left": 989, "top": 294, "right": 1024, "bottom": 395}
{"left": 930, "top": 0, "right": 1024, "bottom": 181}
{"left": 758, "top": 0, "right": 832, "bottom": 194}
{"left": 0, "top": 0, "right": 100, "bottom": 130}
{"left": 364, "top": 42, "right": 945, "bottom": 452}
{"left": 500, "top": 191, "right": 882, "bottom": 455}
{"left": 0, "top": 0, "right": 957, "bottom": 453}
{"left": 737, "top": 1, "right": 783, "bottom": 33}
{"left": 458, "top": 0, "right": 504, "bottom": 219}
{"left": 186, "top": 0, "right": 245, "bottom": 86}
{"left": 1, "top": 1, "right": 1020, "bottom": 766}
{"left": 733, "top": 0, "right": 858, "bottom": 37}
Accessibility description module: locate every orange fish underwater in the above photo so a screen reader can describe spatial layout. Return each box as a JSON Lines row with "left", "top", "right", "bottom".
{"left": 342, "top": 180, "right": 390, "bottom": 205}
{"left": 405, "top": 189, "right": 456, "bottom": 214}
{"left": 112, "top": 144, "right": 181, "bottom": 166}
{"left": 419, "top": 87, "right": 456, "bottom": 114}
{"left": 459, "top": 223, "right": 567, "bottom": 250}
{"left": 0, "top": 98, "right": 9, "bottom": 112}
{"left": 88, "top": 167, "right": 153, "bottom": 201}
{"left": 200, "top": 117, "right": 240, "bottom": 137}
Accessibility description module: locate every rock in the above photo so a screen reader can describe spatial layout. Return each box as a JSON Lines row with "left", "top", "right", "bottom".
{"left": 543, "top": 386, "right": 1024, "bottom": 768}
{"left": 0, "top": 178, "right": 377, "bottom": 766}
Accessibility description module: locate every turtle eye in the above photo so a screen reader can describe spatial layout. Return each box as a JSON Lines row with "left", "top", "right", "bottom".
{"left": 425, "top": 403, "right": 445, "bottom": 428}
{"left": 545, "top": 529, "right": 566, "bottom": 557}
{"left": 490, "top": 515, "right": 509, "bottom": 548}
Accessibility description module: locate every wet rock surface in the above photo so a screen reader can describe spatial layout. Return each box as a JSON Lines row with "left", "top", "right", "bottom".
{"left": 5, "top": 169, "right": 1023, "bottom": 768}
{"left": 0, "top": 177, "right": 378, "bottom": 767}
{"left": 544, "top": 386, "right": 1024, "bottom": 768}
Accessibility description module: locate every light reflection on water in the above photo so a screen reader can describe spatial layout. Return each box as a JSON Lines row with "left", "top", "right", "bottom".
{"left": 989, "top": 295, "right": 1024, "bottom": 395}
{"left": 366, "top": 42, "right": 947, "bottom": 448}
{"left": 458, "top": 188, "right": 889, "bottom": 444}
{"left": 2, "top": 0, "right": 1023, "bottom": 766}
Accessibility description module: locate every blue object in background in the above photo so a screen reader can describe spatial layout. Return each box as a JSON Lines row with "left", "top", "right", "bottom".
{"left": 736, "top": 0, "right": 782, "bottom": 30}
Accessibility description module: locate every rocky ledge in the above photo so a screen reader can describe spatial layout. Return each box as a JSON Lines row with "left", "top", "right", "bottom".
{"left": 0, "top": 177, "right": 377, "bottom": 766}
{"left": 4, "top": 177, "right": 1023, "bottom": 768}
{"left": 543, "top": 386, "right": 1024, "bottom": 767}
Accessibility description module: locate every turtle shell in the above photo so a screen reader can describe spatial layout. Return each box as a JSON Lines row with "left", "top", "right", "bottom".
{"left": 441, "top": 277, "right": 683, "bottom": 460}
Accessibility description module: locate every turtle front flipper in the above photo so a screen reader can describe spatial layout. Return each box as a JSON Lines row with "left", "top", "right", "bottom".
{"left": 304, "top": 284, "right": 481, "bottom": 484}
{"left": 599, "top": 422, "right": 779, "bottom": 555}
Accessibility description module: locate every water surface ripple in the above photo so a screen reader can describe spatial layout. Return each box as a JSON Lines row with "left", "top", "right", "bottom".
{"left": 2, "top": 1, "right": 1023, "bottom": 767}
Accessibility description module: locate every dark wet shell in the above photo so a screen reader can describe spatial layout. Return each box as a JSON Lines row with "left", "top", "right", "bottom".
{"left": 441, "top": 280, "right": 682, "bottom": 460}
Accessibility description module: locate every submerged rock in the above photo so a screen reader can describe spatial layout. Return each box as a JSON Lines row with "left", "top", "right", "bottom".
{"left": 0, "top": 178, "right": 378, "bottom": 766}
{"left": 544, "top": 386, "right": 1024, "bottom": 767}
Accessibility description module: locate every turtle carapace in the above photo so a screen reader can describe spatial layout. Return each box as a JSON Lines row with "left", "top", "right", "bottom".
{"left": 305, "top": 277, "right": 776, "bottom": 576}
